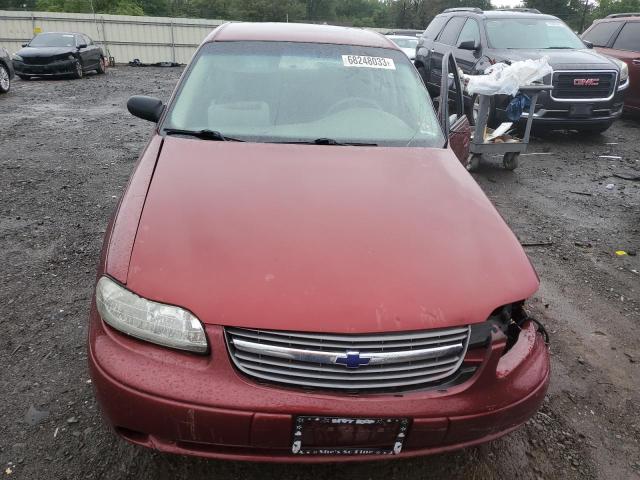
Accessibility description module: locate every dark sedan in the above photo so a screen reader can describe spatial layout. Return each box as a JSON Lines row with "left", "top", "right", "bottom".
{"left": 0, "top": 47, "right": 15, "bottom": 93}
{"left": 12, "top": 32, "right": 106, "bottom": 80}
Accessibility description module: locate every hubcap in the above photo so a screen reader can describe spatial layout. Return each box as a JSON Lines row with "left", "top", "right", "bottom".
{"left": 0, "top": 66, "right": 9, "bottom": 90}
{"left": 76, "top": 62, "right": 82, "bottom": 76}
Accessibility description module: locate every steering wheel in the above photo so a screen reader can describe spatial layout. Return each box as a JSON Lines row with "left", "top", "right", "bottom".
{"left": 326, "top": 97, "right": 381, "bottom": 116}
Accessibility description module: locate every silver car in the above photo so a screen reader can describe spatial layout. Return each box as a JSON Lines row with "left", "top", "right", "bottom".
{"left": 386, "top": 35, "right": 419, "bottom": 60}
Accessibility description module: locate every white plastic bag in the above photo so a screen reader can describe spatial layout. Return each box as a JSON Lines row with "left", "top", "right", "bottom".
{"left": 463, "top": 56, "right": 552, "bottom": 96}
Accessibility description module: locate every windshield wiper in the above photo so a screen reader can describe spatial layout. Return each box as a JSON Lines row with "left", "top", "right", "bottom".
{"left": 163, "top": 128, "right": 244, "bottom": 142}
{"left": 273, "top": 138, "right": 378, "bottom": 146}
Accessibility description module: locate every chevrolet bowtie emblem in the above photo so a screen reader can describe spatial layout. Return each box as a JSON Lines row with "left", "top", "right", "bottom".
{"left": 335, "top": 351, "right": 370, "bottom": 369}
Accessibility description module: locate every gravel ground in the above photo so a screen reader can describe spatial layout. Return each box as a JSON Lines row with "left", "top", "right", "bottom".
{"left": 0, "top": 67, "right": 639, "bottom": 480}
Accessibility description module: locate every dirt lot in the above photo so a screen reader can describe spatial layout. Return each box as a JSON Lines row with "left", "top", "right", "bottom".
{"left": 0, "top": 67, "right": 638, "bottom": 480}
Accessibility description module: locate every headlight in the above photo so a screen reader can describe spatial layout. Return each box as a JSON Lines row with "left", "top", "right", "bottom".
{"left": 12, "top": 54, "right": 23, "bottom": 62}
{"left": 95, "top": 276, "right": 208, "bottom": 353}
{"left": 610, "top": 57, "right": 629, "bottom": 85}
{"left": 619, "top": 61, "right": 629, "bottom": 83}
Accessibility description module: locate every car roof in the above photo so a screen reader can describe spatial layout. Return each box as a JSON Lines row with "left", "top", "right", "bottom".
{"left": 478, "top": 11, "right": 557, "bottom": 20}
{"left": 438, "top": 10, "right": 558, "bottom": 20}
{"left": 35, "top": 31, "right": 83, "bottom": 36}
{"left": 597, "top": 13, "right": 640, "bottom": 21}
{"left": 205, "top": 22, "right": 397, "bottom": 49}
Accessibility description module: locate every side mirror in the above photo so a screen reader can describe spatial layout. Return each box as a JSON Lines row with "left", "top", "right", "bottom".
{"left": 77, "top": 43, "right": 88, "bottom": 49}
{"left": 127, "top": 95, "right": 165, "bottom": 123}
{"left": 22, "top": 43, "right": 28, "bottom": 47}
{"left": 458, "top": 40, "right": 479, "bottom": 51}
{"left": 583, "top": 40, "right": 594, "bottom": 49}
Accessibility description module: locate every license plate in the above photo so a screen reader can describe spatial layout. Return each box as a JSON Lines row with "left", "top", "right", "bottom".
{"left": 292, "top": 416, "right": 409, "bottom": 455}
{"left": 569, "top": 104, "right": 593, "bottom": 117}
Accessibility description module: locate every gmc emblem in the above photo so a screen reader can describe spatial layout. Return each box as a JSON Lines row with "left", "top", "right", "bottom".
{"left": 573, "top": 78, "right": 600, "bottom": 86}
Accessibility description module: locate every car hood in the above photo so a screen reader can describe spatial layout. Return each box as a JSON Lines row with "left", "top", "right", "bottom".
{"left": 492, "top": 48, "right": 618, "bottom": 70}
{"left": 125, "top": 137, "right": 538, "bottom": 333}
{"left": 17, "top": 46, "right": 75, "bottom": 58}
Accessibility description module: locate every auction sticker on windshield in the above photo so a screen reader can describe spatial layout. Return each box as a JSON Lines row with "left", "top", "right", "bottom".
{"left": 342, "top": 55, "right": 396, "bottom": 70}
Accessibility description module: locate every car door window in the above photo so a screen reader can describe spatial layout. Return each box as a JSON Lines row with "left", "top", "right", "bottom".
{"left": 437, "top": 17, "right": 466, "bottom": 46}
{"left": 613, "top": 22, "right": 640, "bottom": 51}
{"left": 457, "top": 18, "right": 480, "bottom": 48}
{"left": 583, "top": 21, "right": 620, "bottom": 47}
{"left": 423, "top": 16, "right": 448, "bottom": 40}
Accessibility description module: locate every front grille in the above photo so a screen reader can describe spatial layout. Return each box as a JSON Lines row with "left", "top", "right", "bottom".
{"left": 225, "top": 326, "right": 471, "bottom": 392}
{"left": 22, "top": 57, "right": 56, "bottom": 65}
{"left": 552, "top": 71, "right": 616, "bottom": 100}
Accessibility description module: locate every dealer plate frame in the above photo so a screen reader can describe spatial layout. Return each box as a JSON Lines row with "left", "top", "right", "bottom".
{"left": 291, "top": 416, "right": 409, "bottom": 456}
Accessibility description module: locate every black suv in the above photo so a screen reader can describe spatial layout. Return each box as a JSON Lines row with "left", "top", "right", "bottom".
{"left": 415, "top": 8, "right": 629, "bottom": 133}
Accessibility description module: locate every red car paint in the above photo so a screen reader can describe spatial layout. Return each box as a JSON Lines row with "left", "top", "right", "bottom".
{"left": 126, "top": 138, "right": 537, "bottom": 333}
{"left": 89, "top": 22, "right": 549, "bottom": 462}
{"left": 597, "top": 43, "right": 640, "bottom": 112}
{"left": 583, "top": 16, "right": 640, "bottom": 113}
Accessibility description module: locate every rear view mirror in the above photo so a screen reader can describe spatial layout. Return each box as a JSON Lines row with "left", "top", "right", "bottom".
{"left": 127, "top": 95, "right": 165, "bottom": 123}
{"left": 458, "top": 40, "right": 479, "bottom": 51}
{"left": 583, "top": 40, "right": 594, "bottom": 49}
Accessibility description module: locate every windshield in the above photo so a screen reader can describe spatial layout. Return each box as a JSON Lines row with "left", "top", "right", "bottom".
{"left": 390, "top": 37, "right": 419, "bottom": 49}
{"left": 29, "top": 33, "right": 76, "bottom": 48}
{"left": 485, "top": 18, "right": 585, "bottom": 49}
{"left": 163, "top": 41, "right": 444, "bottom": 147}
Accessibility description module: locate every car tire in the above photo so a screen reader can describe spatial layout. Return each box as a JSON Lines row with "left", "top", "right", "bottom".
{"left": 72, "top": 59, "right": 83, "bottom": 79}
{"left": 503, "top": 152, "right": 519, "bottom": 170}
{"left": 467, "top": 94, "right": 480, "bottom": 126}
{"left": 0, "top": 63, "right": 10, "bottom": 93}
{"left": 467, "top": 154, "right": 482, "bottom": 172}
{"left": 96, "top": 56, "right": 106, "bottom": 74}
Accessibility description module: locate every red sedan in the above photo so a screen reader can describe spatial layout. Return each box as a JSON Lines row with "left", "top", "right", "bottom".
{"left": 88, "top": 22, "right": 549, "bottom": 462}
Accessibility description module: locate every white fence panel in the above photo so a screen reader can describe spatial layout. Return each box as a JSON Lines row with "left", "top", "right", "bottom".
{"left": 0, "top": 11, "right": 394, "bottom": 64}
{"left": 0, "top": 10, "right": 225, "bottom": 64}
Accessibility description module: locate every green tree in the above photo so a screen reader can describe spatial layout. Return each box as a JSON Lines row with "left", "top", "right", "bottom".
{"left": 306, "top": 0, "right": 336, "bottom": 21}
{"left": 587, "top": 0, "right": 640, "bottom": 29}
{"left": 229, "top": 0, "right": 305, "bottom": 22}
{"left": 524, "top": 0, "right": 584, "bottom": 29}
{"left": 35, "top": 0, "right": 144, "bottom": 15}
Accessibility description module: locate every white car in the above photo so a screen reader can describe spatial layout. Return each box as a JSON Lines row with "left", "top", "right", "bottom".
{"left": 386, "top": 35, "right": 419, "bottom": 60}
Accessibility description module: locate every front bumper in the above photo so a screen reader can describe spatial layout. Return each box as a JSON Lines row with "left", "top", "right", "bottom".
{"left": 88, "top": 304, "right": 550, "bottom": 462}
{"left": 13, "top": 59, "right": 75, "bottom": 76}
{"left": 496, "top": 87, "right": 625, "bottom": 128}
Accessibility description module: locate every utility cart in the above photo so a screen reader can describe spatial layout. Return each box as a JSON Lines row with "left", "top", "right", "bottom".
{"left": 468, "top": 85, "right": 553, "bottom": 171}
